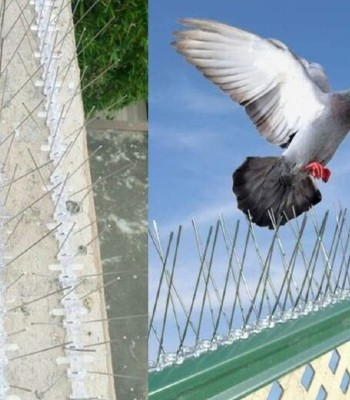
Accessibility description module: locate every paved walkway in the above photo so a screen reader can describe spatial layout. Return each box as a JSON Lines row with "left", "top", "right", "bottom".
{"left": 87, "top": 100, "right": 148, "bottom": 400}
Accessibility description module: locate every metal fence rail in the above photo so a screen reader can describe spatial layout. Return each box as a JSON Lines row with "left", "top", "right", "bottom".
{"left": 149, "top": 209, "right": 350, "bottom": 371}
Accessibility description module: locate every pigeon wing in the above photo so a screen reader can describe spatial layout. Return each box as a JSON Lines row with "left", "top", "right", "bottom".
{"left": 173, "top": 19, "right": 327, "bottom": 147}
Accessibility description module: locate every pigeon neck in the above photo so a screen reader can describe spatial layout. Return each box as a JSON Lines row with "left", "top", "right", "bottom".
{"left": 345, "top": 91, "right": 350, "bottom": 121}
{"left": 343, "top": 90, "right": 350, "bottom": 102}
{"left": 332, "top": 92, "right": 350, "bottom": 127}
{"left": 344, "top": 90, "right": 350, "bottom": 125}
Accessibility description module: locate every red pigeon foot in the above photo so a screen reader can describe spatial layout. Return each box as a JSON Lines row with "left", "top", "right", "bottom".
{"left": 303, "top": 162, "right": 331, "bottom": 183}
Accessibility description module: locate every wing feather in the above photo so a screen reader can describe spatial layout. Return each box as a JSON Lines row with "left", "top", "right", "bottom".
{"left": 173, "top": 18, "right": 327, "bottom": 146}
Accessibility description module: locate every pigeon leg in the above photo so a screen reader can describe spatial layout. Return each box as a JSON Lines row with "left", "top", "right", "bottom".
{"left": 304, "top": 162, "right": 331, "bottom": 183}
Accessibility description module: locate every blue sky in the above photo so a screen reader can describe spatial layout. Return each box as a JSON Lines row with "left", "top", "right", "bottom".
{"left": 148, "top": 0, "right": 350, "bottom": 361}
{"left": 149, "top": 0, "right": 350, "bottom": 234}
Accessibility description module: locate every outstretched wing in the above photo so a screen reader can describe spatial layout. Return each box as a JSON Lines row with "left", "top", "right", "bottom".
{"left": 173, "top": 19, "right": 327, "bottom": 147}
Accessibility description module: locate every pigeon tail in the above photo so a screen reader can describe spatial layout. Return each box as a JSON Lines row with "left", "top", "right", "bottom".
{"left": 232, "top": 156, "right": 322, "bottom": 228}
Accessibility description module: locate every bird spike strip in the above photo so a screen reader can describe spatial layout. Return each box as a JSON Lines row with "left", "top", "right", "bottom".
{"left": 149, "top": 208, "right": 350, "bottom": 370}
{"left": 0, "top": 0, "right": 122, "bottom": 398}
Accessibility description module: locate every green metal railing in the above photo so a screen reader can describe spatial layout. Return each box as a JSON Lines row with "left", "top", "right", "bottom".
{"left": 149, "top": 298, "right": 350, "bottom": 399}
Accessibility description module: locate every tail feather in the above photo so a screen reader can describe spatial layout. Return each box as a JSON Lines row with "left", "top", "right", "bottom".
{"left": 232, "top": 156, "right": 322, "bottom": 228}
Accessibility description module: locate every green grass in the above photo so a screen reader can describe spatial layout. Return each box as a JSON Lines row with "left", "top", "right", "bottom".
{"left": 72, "top": 0, "right": 147, "bottom": 114}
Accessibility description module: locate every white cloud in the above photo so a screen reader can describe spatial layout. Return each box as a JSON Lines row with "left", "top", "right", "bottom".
{"left": 152, "top": 200, "right": 240, "bottom": 239}
{"left": 151, "top": 75, "right": 237, "bottom": 116}
{"left": 178, "top": 83, "right": 237, "bottom": 115}
{"left": 152, "top": 123, "right": 217, "bottom": 150}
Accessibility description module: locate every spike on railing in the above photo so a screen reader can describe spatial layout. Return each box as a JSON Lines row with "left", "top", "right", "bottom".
{"left": 149, "top": 208, "right": 350, "bottom": 370}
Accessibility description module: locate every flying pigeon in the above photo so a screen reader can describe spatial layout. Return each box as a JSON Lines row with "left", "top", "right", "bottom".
{"left": 173, "top": 19, "right": 350, "bottom": 228}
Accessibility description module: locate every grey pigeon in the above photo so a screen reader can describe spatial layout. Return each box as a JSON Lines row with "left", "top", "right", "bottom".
{"left": 173, "top": 19, "right": 350, "bottom": 228}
